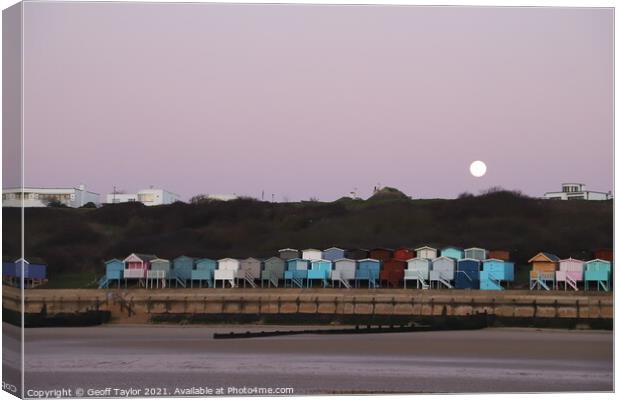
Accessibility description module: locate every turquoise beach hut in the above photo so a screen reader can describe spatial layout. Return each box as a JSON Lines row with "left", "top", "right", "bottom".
{"left": 172, "top": 255, "right": 195, "bottom": 287}
{"left": 148, "top": 258, "right": 170, "bottom": 288}
{"left": 284, "top": 258, "right": 309, "bottom": 288}
{"left": 480, "top": 259, "right": 514, "bottom": 291}
{"left": 307, "top": 259, "right": 333, "bottom": 287}
{"left": 584, "top": 259, "right": 611, "bottom": 292}
{"left": 191, "top": 258, "right": 217, "bottom": 288}
{"left": 440, "top": 247, "right": 464, "bottom": 260}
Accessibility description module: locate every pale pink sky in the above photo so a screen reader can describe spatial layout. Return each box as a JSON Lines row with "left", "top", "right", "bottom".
{"left": 12, "top": 3, "right": 615, "bottom": 201}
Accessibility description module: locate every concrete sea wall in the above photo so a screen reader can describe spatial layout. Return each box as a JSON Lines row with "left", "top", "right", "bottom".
{"left": 2, "top": 286, "right": 612, "bottom": 327}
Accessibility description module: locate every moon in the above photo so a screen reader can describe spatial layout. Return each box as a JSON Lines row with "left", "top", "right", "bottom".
{"left": 470, "top": 160, "right": 487, "bottom": 177}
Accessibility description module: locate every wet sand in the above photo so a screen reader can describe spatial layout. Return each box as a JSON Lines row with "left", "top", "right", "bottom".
{"left": 3, "top": 323, "right": 613, "bottom": 395}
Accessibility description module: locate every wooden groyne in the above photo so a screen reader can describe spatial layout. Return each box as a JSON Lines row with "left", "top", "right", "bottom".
{"left": 2, "top": 286, "right": 613, "bottom": 328}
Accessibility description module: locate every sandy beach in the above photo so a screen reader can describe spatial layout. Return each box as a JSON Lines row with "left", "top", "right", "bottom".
{"left": 2, "top": 323, "right": 613, "bottom": 395}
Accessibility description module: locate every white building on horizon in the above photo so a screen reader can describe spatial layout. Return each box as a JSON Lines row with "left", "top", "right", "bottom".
{"left": 207, "top": 194, "right": 239, "bottom": 201}
{"left": 105, "top": 188, "right": 180, "bottom": 206}
{"left": 544, "top": 183, "right": 612, "bottom": 201}
{"left": 2, "top": 185, "right": 100, "bottom": 207}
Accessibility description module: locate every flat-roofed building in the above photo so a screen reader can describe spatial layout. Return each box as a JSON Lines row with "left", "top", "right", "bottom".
{"left": 105, "top": 188, "right": 180, "bottom": 206}
{"left": 2, "top": 184, "right": 100, "bottom": 207}
{"left": 544, "top": 183, "right": 611, "bottom": 200}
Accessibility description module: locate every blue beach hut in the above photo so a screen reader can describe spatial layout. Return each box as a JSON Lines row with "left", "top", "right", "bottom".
{"left": 455, "top": 258, "right": 480, "bottom": 289}
{"left": 100, "top": 258, "right": 124, "bottom": 288}
{"left": 284, "top": 258, "right": 309, "bottom": 288}
{"left": 307, "top": 259, "right": 333, "bottom": 287}
{"left": 355, "top": 258, "right": 381, "bottom": 288}
{"left": 322, "top": 247, "right": 346, "bottom": 262}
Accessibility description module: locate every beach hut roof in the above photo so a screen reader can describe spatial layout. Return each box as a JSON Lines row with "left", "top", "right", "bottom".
{"left": 278, "top": 248, "right": 298, "bottom": 252}
{"left": 406, "top": 257, "right": 430, "bottom": 262}
{"left": 585, "top": 258, "right": 611, "bottom": 265}
{"left": 432, "top": 256, "right": 456, "bottom": 262}
{"left": 218, "top": 257, "right": 239, "bottom": 262}
{"left": 124, "top": 253, "right": 157, "bottom": 262}
{"left": 459, "top": 257, "right": 481, "bottom": 263}
{"left": 104, "top": 258, "right": 123, "bottom": 264}
{"left": 415, "top": 246, "right": 436, "bottom": 251}
{"left": 559, "top": 257, "right": 585, "bottom": 263}
{"left": 324, "top": 247, "right": 345, "bottom": 251}
{"left": 528, "top": 252, "right": 560, "bottom": 263}
{"left": 358, "top": 258, "right": 381, "bottom": 263}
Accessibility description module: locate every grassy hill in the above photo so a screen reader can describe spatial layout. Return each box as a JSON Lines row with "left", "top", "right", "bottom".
{"left": 2, "top": 190, "right": 612, "bottom": 287}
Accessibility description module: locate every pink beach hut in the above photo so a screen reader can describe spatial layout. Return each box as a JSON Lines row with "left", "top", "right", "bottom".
{"left": 556, "top": 258, "right": 585, "bottom": 291}
{"left": 123, "top": 253, "right": 156, "bottom": 280}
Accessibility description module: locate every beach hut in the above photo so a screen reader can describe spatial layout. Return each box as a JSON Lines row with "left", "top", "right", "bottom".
{"left": 261, "top": 257, "right": 285, "bottom": 288}
{"left": 278, "top": 248, "right": 300, "bottom": 260}
{"left": 415, "top": 246, "right": 437, "bottom": 260}
{"left": 430, "top": 256, "right": 456, "bottom": 288}
{"left": 100, "top": 258, "right": 124, "bottom": 288}
{"left": 455, "top": 258, "right": 480, "bottom": 289}
{"left": 584, "top": 259, "right": 611, "bottom": 292}
{"left": 191, "top": 258, "right": 217, "bottom": 288}
{"left": 284, "top": 258, "right": 310, "bottom": 288}
{"left": 488, "top": 250, "right": 510, "bottom": 261}
{"left": 322, "top": 247, "right": 346, "bottom": 261}
{"left": 2, "top": 261, "right": 16, "bottom": 286}
{"left": 147, "top": 258, "right": 170, "bottom": 289}
{"left": 302, "top": 249, "right": 323, "bottom": 261}
{"left": 214, "top": 258, "right": 240, "bottom": 288}
{"left": 556, "top": 258, "right": 585, "bottom": 291}
{"left": 380, "top": 259, "right": 407, "bottom": 288}
{"left": 404, "top": 258, "right": 431, "bottom": 289}
{"left": 123, "top": 253, "right": 156, "bottom": 286}
{"left": 171, "top": 255, "right": 195, "bottom": 287}
{"left": 238, "top": 257, "right": 261, "bottom": 288}
{"left": 441, "top": 246, "right": 465, "bottom": 260}
{"left": 345, "top": 249, "right": 369, "bottom": 260}
{"left": 594, "top": 249, "right": 613, "bottom": 262}
{"left": 369, "top": 248, "right": 393, "bottom": 262}
{"left": 480, "top": 259, "right": 514, "bottom": 291}
{"left": 355, "top": 258, "right": 381, "bottom": 288}
{"left": 464, "top": 247, "right": 488, "bottom": 261}
{"left": 393, "top": 248, "right": 415, "bottom": 261}
{"left": 332, "top": 258, "right": 356, "bottom": 288}
{"left": 7, "top": 258, "right": 48, "bottom": 288}
{"left": 307, "top": 259, "right": 333, "bottom": 287}
{"left": 528, "top": 252, "right": 559, "bottom": 290}
{"left": 2, "top": 261, "right": 16, "bottom": 277}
